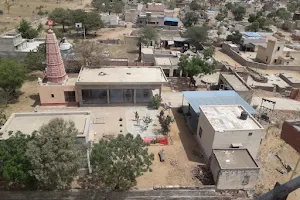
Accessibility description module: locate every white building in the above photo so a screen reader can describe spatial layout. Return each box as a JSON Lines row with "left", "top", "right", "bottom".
{"left": 196, "top": 105, "right": 264, "bottom": 160}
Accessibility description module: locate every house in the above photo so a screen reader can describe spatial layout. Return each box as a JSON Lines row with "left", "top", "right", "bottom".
{"left": 210, "top": 149, "right": 260, "bottom": 190}
{"left": 281, "top": 120, "right": 300, "bottom": 153}
{"left": 100, "top": 13, "right": 119, "bottom": 26}
{"left": 0, "top": 111, "right": 92, "bottom": 144}
{"left": 38, "top": 29, "right": 168, "bottom": 106}
{"left": 0, "top": 32, "right": 44, "bottom": 62}
{"left": 218, "top": 72, "right": 254, "bottom": 104}
{"left": 196, "top": 105, "right": 264, "bottom": 160}
{"left": 182, "top": 91, "right": 257, "bottom": 135}
{"left": 256, "top": 37, "right": 300, "bottom": 66}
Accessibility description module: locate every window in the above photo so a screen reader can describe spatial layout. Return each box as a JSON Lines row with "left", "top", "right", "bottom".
{"left": 277, "top": 47, "right": 280, "bottom": 51}
{"left": 266, "top": 57, "right": 268, "bottom": 62}
{"left": 274, "top": 59, "right": 277, "bottom": 63}
{"left": 198, "top": 127, "right": 202, "bottom": 138}
{"left": 242, "top": 175, "right": 250, "bottom": 185}
{"left": 64, "top": 91, "right": 76, "bottom": 102}
{"left": 51, "top": 94, "right": 54, "bottom": 98}
{"left": 248, "top": 132, "right": 252, "bottom": 136}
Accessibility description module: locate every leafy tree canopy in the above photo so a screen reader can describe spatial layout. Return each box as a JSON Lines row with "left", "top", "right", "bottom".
{"left": 226, "top": 31, "right": 242, "bottom": 44}
{"left": 276, "top": 8, "right": 291, "bottom": 20}
{"left": 0, "top": 59, "right": 26, "bottom": 93}
{"left": 26, "top": 118, "right": 82, "bottom": 190}
{"left": 138, "top": 26, "right": 158, "bottom": 46}
{"left": 203, "top": 47, "right": 215, "bottom": 59}
{"left": 24, "top": 44, "right": 46, "bottom": 72}
{"left": 179, "top": 55, "right": 215, "bottom": 77}
{"left": 0, "top": 132, "right": 37, "bottom": 189}
{"left": 183, "top": 12, "right": 199, "bottom": 27}
{"left": 232, "top": 6, "right": 246, "bottom": 21}
{"left": 49, "top": 8, "right": 72, "bottom": 32}
{"left": 184, "top": 26, "right": 208, "bottom": 50}
{"left": 91, "top": 133, "right": 154, "bottom": 190}
{"left": 71, "top": 10, "right": 104, "bottom": 34}
{"left": 17, "top": 19, "right": 42, "bottom": 39}
{"left": 189, "top": 0, "right": 201, "bottom": 11}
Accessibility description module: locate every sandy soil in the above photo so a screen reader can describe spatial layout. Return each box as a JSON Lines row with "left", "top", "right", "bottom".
{"left": 0, "top": 0, "right": 91, "bottom": 34}
{"left": 96, "top": 24, "right": 136, "bottom": 41}
{"left": 136, "top": 108, "right": 206, "bottom": 188}
{"left": 256, "top": 110, "right": 300, "bottom": 200}
{"left": 4, "top": 80, "right": 39, "bottom": 118}
{"left": 213, "top": 49, "right": 242, "bottom": 67}
{"left": 99, "top": 43, "right": 139, "bottom": 61}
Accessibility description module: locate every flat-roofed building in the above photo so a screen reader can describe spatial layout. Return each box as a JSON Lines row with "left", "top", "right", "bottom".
{"left": 196, "top": 105, "right": 264, "bottom": 160}
{"left": 0, "top": 112, "right": 92, "bottom": 144}
{"left": 210, "top": 149, "right": 260, "bottom": 190}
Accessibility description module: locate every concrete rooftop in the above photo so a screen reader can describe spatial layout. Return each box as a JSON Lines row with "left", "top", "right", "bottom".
{"left": 213, "top": 149, "right": 259, "bottom": 169}
{"left": 280, "top": 72, "right": 300, "bottom": 84}
{"left": 200, "top": 105, "right": 263, "bottom": 132}
{"left": 0, "top": 112, "right": 91, "bottom": 140}
{"left": 221, "top": 73, "right": 250, "bottom": 91}
{"left": 77, "top": 67, "right": 168, "bottom": 85}
{"left": 155, "top": 57, "right": 171, "bottom": 66}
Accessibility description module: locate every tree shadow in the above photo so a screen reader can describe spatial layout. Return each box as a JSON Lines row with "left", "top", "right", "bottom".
{"left": 171, "top": 107, "right": 205, "bottom": 163}
{"left": 29, "top": 94, "right": 40, "bottom": 107}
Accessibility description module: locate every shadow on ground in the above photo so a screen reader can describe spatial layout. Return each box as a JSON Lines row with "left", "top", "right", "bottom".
{"left": 29, "top": 94, "right": 40, "bottom": 107}
{"left": 171, "top": 108, "right": 205, "bottom": 163}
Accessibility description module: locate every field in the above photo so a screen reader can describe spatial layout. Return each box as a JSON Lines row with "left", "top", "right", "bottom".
{"left": 0, "top": 0, "right": 91, "bottom": 34}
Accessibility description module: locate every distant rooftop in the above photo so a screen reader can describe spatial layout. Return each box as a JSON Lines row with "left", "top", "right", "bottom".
{"left": 242, "top": 32, "right": 261, "bottom": 38}
{"left": 200, "top": 105, "right": 263, "bottom": 131}
{"left": 164, "top": 17, "right": 179, "bottom": 22}
{"left": 280, "top": 72, "right": 300, "bottom": 84}
{"left": 183, "top": 91, "right": 257, "bottom": 116}
{"left": 213, "top": 149, "right": 259, "bottom": 169}
{"left": 155, "top": 57, "right": 171, "bottom": 66}
{"left": 220, "top": 73, "right": 251, "bottom": 91}
{"left": 0, "top": 112, "right": 91, "bottom": 140}
{"left": 77, "top": 67, "right": 168, "bottom": 85}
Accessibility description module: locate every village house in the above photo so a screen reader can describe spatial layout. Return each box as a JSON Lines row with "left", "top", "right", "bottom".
{"left": 0, "top": 32, "right": 44, "bottom": 62}
{"left": 196, "top": 105, "right": 264, "bottom": 160}
{"left": 38, "top": 29, "right": 168, "bottom": 106}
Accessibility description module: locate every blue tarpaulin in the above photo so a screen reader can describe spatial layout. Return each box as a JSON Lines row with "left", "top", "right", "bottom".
{"left": 164, "top": 17, "right": 179, "bottom": 22}
{"left": 183, "top": 91, "right": 257, "bottom": 116}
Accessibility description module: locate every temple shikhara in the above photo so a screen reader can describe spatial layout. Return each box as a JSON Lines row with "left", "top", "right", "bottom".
{"left": 38, "top": 29, "right": 167, "bottom": 106}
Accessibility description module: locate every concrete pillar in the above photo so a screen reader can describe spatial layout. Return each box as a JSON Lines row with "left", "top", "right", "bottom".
{"left": 159, "top": 86, "right": 162, "bottom": 97}
{"left": 77, "top": 89, "right": 83, "bottom": 106}
{"left": 107, "top": 89, "right": 110, "bottom": 104}
{"left": 179, "top": 70, "right": 183, "bottom": 77}
{"left": 169, "top": 67, "right": 174, "bottom": 77}
{"left": 134, "top": 89, "right": 136, "bottom": 104}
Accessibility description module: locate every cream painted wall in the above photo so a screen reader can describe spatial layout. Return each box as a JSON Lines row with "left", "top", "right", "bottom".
{"left": 213, "top": 129, "right": 264, "bottom": 158}
{"left": 39, "top": 85, "right": 77, "bottom": 104}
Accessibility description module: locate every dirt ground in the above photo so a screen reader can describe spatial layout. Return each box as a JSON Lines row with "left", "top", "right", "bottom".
{"left": 136, "top": 108, "right": 206, "bottom": 189}
{"left": 96, "top": 24, "right": 135, "bottom": 41}
{"left": 213, "top": 48, "right": 241, "bottom": 67}
{"left": 256, "top": 110, "right": 300, "bottom": 200}
{"left": 100, "top": 43, "right": 139, "bottom": 61}
{"left": 0, "top": 0, "right": 91, "bottom": 34}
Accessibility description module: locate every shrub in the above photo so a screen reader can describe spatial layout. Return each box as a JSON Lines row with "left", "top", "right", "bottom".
{"left": 152, "top": 94, "right": 162, "bottom": 109}
{"left": 37, "top": 10, "right": 45, "bottom": 15}
{"left": 0, "top": 10, "right": 3, "bottom": 15}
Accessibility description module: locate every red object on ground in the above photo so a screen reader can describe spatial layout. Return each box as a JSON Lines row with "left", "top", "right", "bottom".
{"left": 143, "top": 137, "right": 153, "bottom": 143}
{"left": 47, "top": 19, "right": 56, "bottom": 26}
{"left": 158, "top": 137, "right": 168, "bottom": 145}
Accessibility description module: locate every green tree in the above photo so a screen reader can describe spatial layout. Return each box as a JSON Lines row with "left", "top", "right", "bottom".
{"left": 168, "top": 0, "right": 176, "bottom": 9}
{"left": 0, "top": 132, "right": 36, "bottom": 189}
{"left": 189, "top": 0, "right": 201, "bottom": 11}
{"left": 203, "top": 47, "right": 215, "bottom": 59}
{"left": 138, "top": 26, "right": 158, "bottom": 46}
{"left": 287, "top": 1, "right": 300, "bottom": 13}
{"left": 182, "top": 56, "right": 215, "bottom": 77}
{"left": 158, "top": 110, "right": 174, "bottom": 135}
{"left": 248, "top": 14, "right": 257, "bottom": 23}
{"left": 232, "top": 6, "right": 246, "bottom": 21}
{"left": 152, "top": 94, "right": 162, "bottom": 109}
{"left": 49, "top": 8, "right": 72, "bottom": 32}
{"left": 91, "top": 133, "right": 154, "bottom": 190}
{"left": 17, "top": 19, "right": 42, "bottom": 39}
{"left": 71, "top": 10, "right": 103, "bottom": 35}
{"left": 246, "top": 21, "right": 260, "bottom": 32}
{"left": 215, "top": 9, "right": 227, "bottom": 21}
{"left": 24, "top": 44, "right": 46, "bottom": 72}
{"left": 183, "top": 12, "right": 199, "bottom": 27}
{"left": 276, "top": 8, "right": 291, "bottom": 20}
{"left": 226, "top": 31, "right": 242, "bottom": 44}
{"left": 26, "top": 118, "right": 82, "bottom": 190}
{"left": 0, "top": 59, "right": 26, "bottom": 94}
{"left": 184, "top": 26, "right": 208, "bottom": 50}
{"left": 225, "top": 2, "right": 233, "bottom": 10}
